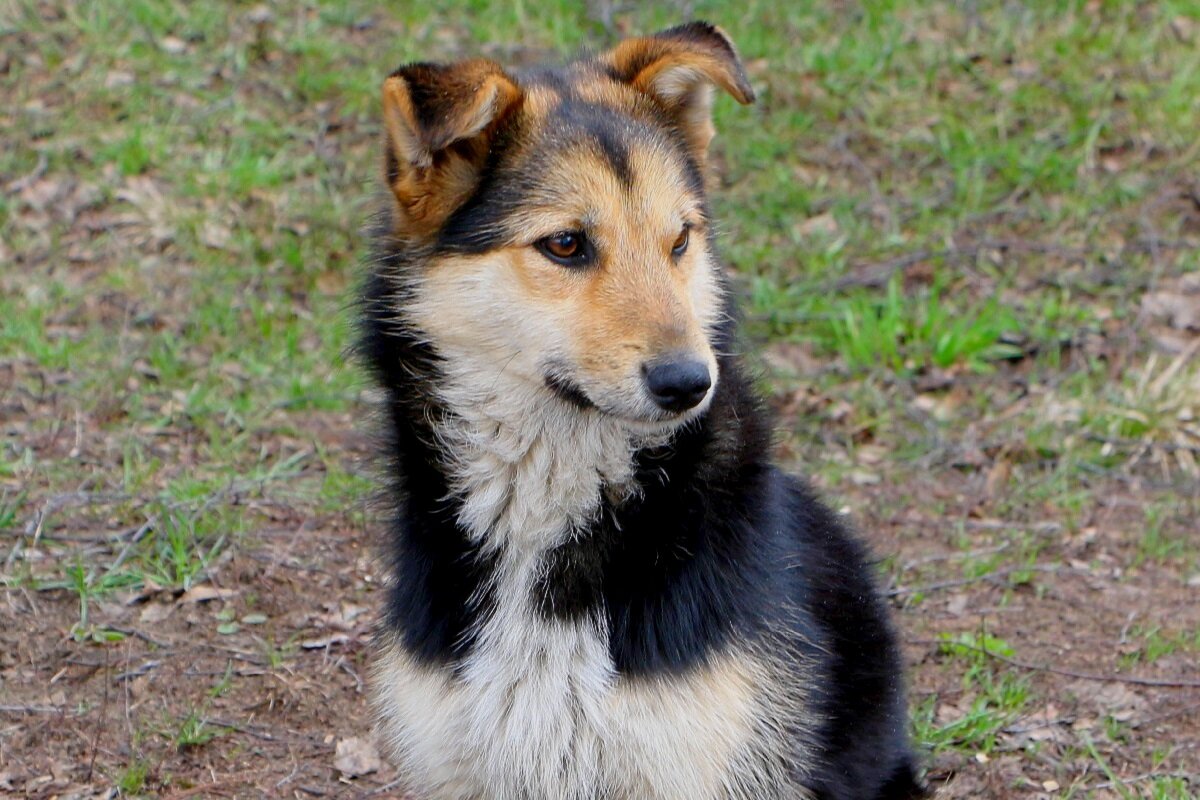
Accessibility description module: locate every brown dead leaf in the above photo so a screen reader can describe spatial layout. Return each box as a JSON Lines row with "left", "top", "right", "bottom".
{"left": 763, "top": 341, "right": 821, "bottom": 378}
{"left": 913, "top": 386, "right": 966, "bottom": 422}
{"left": 984, "top": 459, "right": 1011, "bottom": 498}
{"left": 201, "top": 220, "right": 232, "bottom": 249}
{"left": 796, "top": 212, "right": 840, "bottom": 238}
{"left": 104, "top": 70, "right": 134, "bottom": 88}
{"left": 246, "top": 5, "right": 274, "bottom": 25}
{"left": 856, "top": 444, "right": 887, "bottom": 465}
{"left": 946, "top": 594, "right": 968, "bottom": 616}
{"left": 1171, "top": 15, "right": 1197, "bottom": 42}
{"left": 139, "top": 602, "right": 173, "bottom": 624}
{"left": 1067, "top": 680, "right": 1146, "bottom": 723}
{"left": 18, "top": 177, "right": 69, "bottom": 212}
{"left": 300, "top": 633, "right": 350, "bottom": 650}
{"left": 1007, "top": 704, "right": 1070, "bottom": 747}
{"left": 178, "top": 585, "right": 237, "bottom": 604}
{"left": 333, "top": 736, "right": 381, "bottom": 778}
{"left": 849, "top": 470, "right": 881, "bottom": 486}
{"left": 1142, "top": 288, "right": 1200, "bottom": 331}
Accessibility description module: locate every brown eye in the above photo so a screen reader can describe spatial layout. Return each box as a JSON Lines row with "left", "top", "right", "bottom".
{"left": 671, "top": 225, "right": 690, "bottom": 258}
{"left": 535, "top": 231, "right": 592, "bottom": 267}
{"left": 545, "top": 233, "right": 579, "bottom": 258}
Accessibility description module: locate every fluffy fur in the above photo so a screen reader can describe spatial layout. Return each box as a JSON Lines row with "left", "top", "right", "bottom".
{"left": 359, "top": 22, "right": 923, "bottom": 800}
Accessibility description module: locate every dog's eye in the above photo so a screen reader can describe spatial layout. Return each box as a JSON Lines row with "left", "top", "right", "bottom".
{"left": 535, "top": 231, "right": 591, "bottom": 266}
{"left": 671, "top": 225, "right": 690, "bottom": 258}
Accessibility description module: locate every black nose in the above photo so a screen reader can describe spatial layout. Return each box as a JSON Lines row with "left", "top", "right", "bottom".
{"left": 643, "top": 357, "right": 712, "bottom": 412}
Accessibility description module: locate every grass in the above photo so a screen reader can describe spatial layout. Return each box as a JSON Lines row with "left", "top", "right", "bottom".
{"left": 913, "top": 632, "right": 1032, "bottom": 755}
{"left": 1119, "top": 625, "right": 1200, "bottom": 669}
{"left": 116, "top": 759, "right": 150, "bottom": 795}
{"left": 172, "top": 709, "right": 226, "bottom": 749}
{"left": 3, "top": 0, "right": 1200, "bottom": 794}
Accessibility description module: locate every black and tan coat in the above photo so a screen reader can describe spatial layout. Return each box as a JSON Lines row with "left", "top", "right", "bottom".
{"left": 359, "top": 22, "right": 923, "bottom": 800}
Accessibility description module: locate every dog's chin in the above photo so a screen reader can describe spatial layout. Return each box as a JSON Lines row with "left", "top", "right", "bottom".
{"left": 542, "top": 371, "right": 712, "bottom": 431}
{"left": 590, "top": 394, "right": 713, "bottom": 434}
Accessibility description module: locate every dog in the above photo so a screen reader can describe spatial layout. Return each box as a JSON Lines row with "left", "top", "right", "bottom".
{"left": 359, "top": 22, "right": 922, "bottom": 800}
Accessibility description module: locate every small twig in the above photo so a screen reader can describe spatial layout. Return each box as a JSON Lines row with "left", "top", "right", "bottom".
{"left": 195, "top": 642, "right": 269, "bottom": 666}
{"left": 107, "top": 517, "right": 156, "bottom": 573}
{"left": 4, "top": 151, "right": 48, "bottom": 193}
{"left": 888, "top": 563, "right": 1076, "bottom": 597}
{"left": 834, "top": 249, "right": 939, "bottom": 290}
{"left": 1092, "top": 772, "right": 1196, "bottom": 791}
{"left": 205, "top": 718, "right": 283, "bottom": 742}
{"left": 1132, "top": 700, "right": 1200, "bottom": 729}
{"left": 336, "top": 656, "right": 365, "bottom": 694}
{"left": 274, "top": 760, "right": 302, "bottom": 791}
{"left": 114, "top": 659, "right": 162, "bottom": 682}
{"left": 830, "top": 235, "right": 1194, "bottom": 291}
{"left": 106, "top": 626, "right": 173, "bottom": 648}
{"left": 206, "top": 717, "right": 328, "bottom": 747}
{"left": 360, "top": 778, "right": 409, "bottom": 798}
{"left": 161, "top": 777, "right": 242, "bottom": 799}
{"left": 899, "top": 543, "right": 1011, "bottom": 572}
{"left": 183, "top": 667, "right": 268, "bottom": 679}
{"left": 914, "top": 638, "right": 1200, "bottom": 688}
{"left": 1086, "top": 433, "right": 1200, "bottom": 455}
{"left": 86, "top": 647, "right": 109, "bottom": 782}
{"left": 0, "top": 704, "right": 71, "bottom": 714}
{"left": 6, "top": 488, "right": 126, "bottom": 567}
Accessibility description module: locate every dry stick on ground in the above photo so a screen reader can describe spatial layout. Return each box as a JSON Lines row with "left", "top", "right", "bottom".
{"left": 0, "top": 704, "right": 74, "bottom": 714}
{"left": 834, "top": 236, "right": 1197, "bottom": 290}
{"left": 912, "top": 638, "right": 1200, "bottom": 689}
{"left": 161, "top": 776, "right": 249, "bottom": 799}
{"left": 887, "top": 563, "right": 1082, "bottom": 597}
{"left": 898, "top": 543, "right": 1012, "bottom": 571}
{"left": 5, "top": 487, "right": 126, "bottom": 568}
{"left": 85, "top": 646, "right": 109, "bottom": 782}
{"left": 1088, "top": 433, "right": 1200, "bottom": 455}
{"left": 1092, "top": 772, "right": 1198, "bottom": 791}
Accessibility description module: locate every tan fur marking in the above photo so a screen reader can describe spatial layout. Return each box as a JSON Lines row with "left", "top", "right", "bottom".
{"left": 382, "top": 60, "right": 521, "bottom": 234}
{"left": 602, "top": 25, "right": 755, "bottom": 164}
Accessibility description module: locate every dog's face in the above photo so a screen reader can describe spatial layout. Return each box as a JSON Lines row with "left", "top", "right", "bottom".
{"left": 381, "top": 24, "right": 754, "bottom": 427}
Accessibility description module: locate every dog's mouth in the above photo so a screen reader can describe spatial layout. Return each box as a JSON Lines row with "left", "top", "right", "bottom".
{"left": 543, "top": 372, "right": 596, "bottom": 411}
{"left": 541, "top": 370, "right": 710, "bottom": 427}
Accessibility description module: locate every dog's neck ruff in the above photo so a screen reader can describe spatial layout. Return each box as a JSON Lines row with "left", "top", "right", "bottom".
{"left": 430, "top": 354, "right": 664, "bottom": 556}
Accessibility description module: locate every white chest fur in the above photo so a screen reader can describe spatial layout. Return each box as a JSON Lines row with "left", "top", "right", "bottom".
{"left": 372, "top": 371, "right": 803, "bottom": 798}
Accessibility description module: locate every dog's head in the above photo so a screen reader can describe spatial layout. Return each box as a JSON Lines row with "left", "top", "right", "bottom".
{"left": 381, "top": 23, "right": 753, "bottom": 427}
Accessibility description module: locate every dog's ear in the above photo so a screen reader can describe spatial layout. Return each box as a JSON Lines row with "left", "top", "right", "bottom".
{"left": 603, "top": 22, "right": 754, "bottom": 162}
{"left": 382, "top": 60, "right": 521, "bottom": 234}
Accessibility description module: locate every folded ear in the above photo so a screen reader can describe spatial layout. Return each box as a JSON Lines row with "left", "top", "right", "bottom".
{"left": 382, "top": 60, "right": 521, "bottom": 234}
{"left": 603, "top": 22, "right": 754, "bottom": 163}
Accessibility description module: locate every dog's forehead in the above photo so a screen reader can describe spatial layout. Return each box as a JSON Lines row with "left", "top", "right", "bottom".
{"left": 434, "top": 62, "right": 704, "bottom": 252}
{"left": 501, "top": 66, "right": 700, "bottom": 194}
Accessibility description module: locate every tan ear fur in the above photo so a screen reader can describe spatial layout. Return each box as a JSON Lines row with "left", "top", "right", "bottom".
{"left": 604, "top": 22, "right": 754, "bottom": 160}
{"left": 382, "top": 60, "right": 521, "bottom": 234}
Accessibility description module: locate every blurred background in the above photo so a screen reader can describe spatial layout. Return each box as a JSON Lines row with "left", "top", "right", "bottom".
{"left": 2, "top": 1, "right": 1198, "bottom": 796}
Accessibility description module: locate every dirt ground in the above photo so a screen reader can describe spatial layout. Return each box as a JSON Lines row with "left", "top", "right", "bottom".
{"left": 3, "top": 1, "right": 1200, "bottom": 798}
